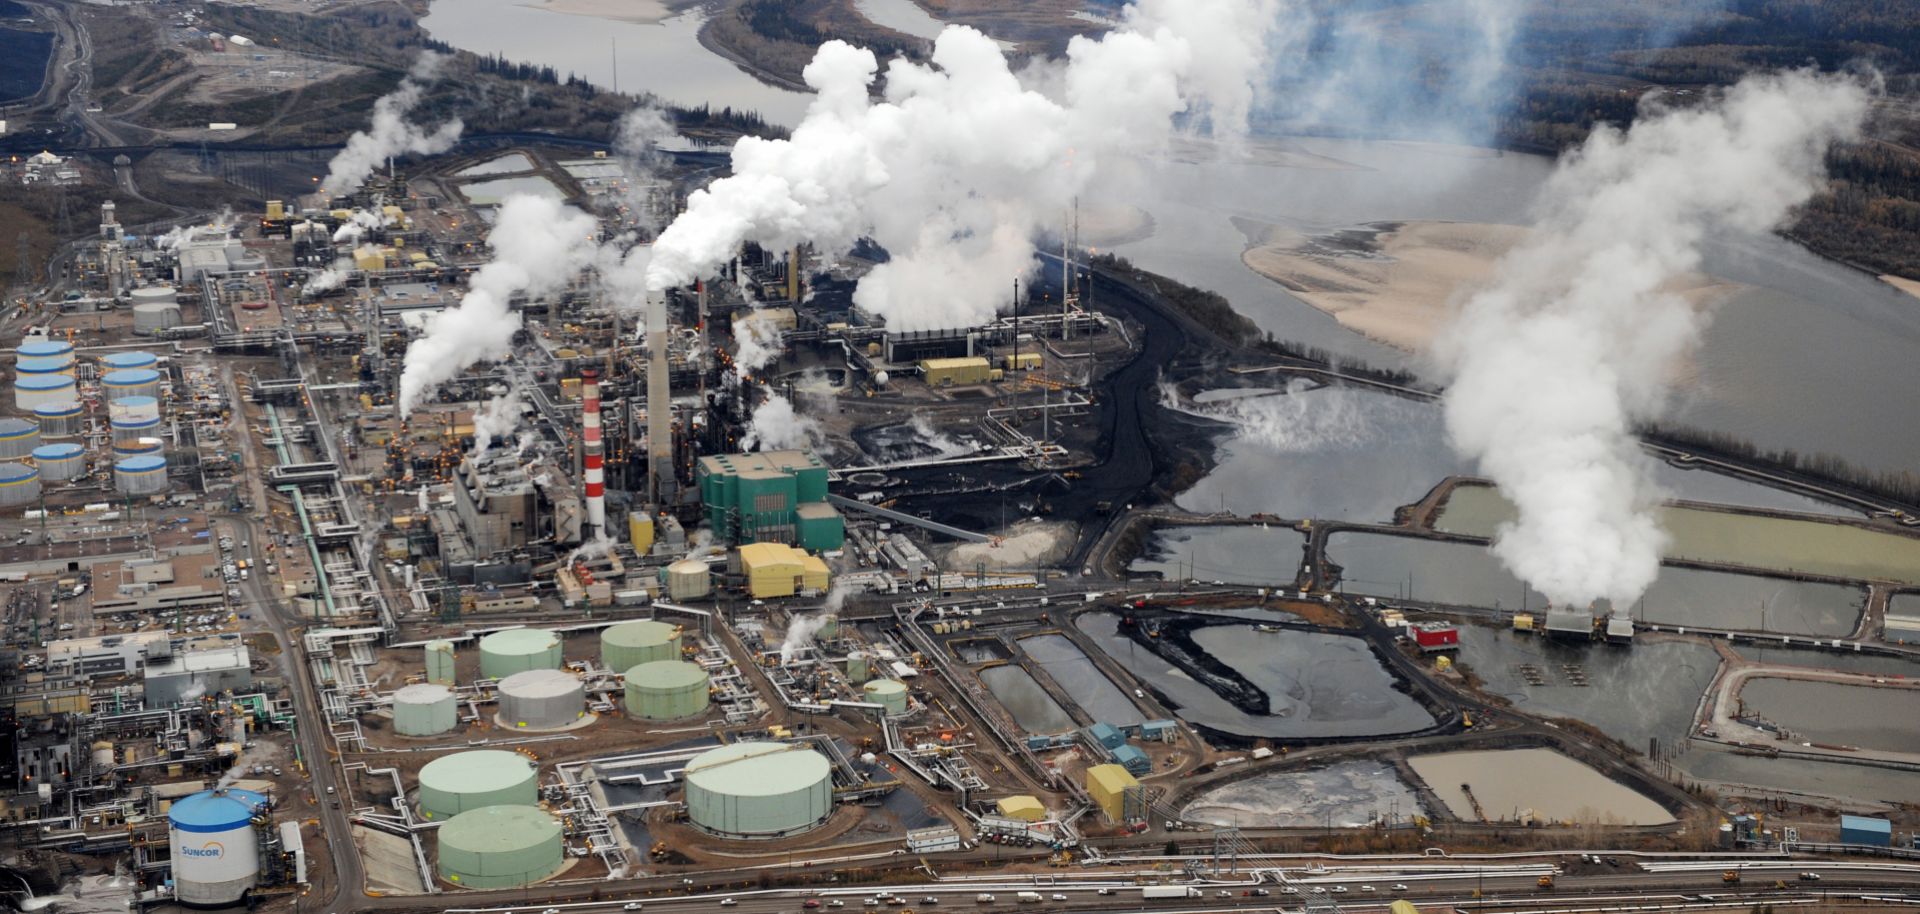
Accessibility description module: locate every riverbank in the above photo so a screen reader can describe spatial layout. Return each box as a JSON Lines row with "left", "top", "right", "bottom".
{"left": 520, "top": 0, "right": 687, "bottom": 25}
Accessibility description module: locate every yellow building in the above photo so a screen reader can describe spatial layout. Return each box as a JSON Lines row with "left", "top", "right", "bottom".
{"left": 739, "top": 543, "right": 830, "bottom": 598}
{"left": 1391, "top": 901, "right": 1422, "bottom": 914}
{"left": 1086, "top": 764, "right": 1142, "bottom": 824}
{"left": 920, "top": 356, "right": 994, "bottom": 387}
{"left": 997, "top": 795, "right": 1046, "bottom": 821}
{"left": 1002, "top": 351, "right": 1043, "bottom": 371}
{"left": 629, "top": 512, "right": 655, "bottom": 554}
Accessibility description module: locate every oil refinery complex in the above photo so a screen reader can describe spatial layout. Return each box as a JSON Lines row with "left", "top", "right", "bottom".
{"left": 0, "top": 140, "right": 1915, "bottom": 914}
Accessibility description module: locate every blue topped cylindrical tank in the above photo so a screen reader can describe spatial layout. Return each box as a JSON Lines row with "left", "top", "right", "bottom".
{"left": 101, "top": 368, "right": 161, "bottom": 401}
{"left": 167, "top": 788, "right": 267, "bottom": 906}
{"left": 0, "top": 462, "right": 40, "bottom": 507}
{"left": 16, "top": 340, "right": 74, "bottom": 375}
{"left": 0, "top": 417, "right": 39, "bottom": 460}
{"left": 31, "top": 443, "right": 84, "bottom": 482}
{"left": 14, "top": 374, "right": 76, "bottom": 412}
{"left": 114, "top": 454, "right": 168, "bottom": 496}
{"left": 33, "top": 402, "right": 83, "bottom": 437}
{"left": 100, "top": 350, "right": 159, "bottom": 371}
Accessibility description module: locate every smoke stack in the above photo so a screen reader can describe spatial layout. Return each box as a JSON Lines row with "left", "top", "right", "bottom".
{"left": 581, "top": 368, "right": 607, "bottom": 538}
{"left": 787, "top": 247, "right": 801, "bottom": 303}
{"left": 645, "top": 289, "right": 673, "bottom": 506}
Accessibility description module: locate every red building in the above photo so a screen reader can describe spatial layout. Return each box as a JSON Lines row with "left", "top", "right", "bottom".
{"left": 1410, "top": 623, "right": 1460, "bottom": 652}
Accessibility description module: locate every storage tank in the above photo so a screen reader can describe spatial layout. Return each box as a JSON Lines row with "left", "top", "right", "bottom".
{"left": 32, "top": 443, "right": 85, "bottom": 482}
{"left": 102, "top": 368, "right": 162, "bottom": 401}
{"left": 110, "top": 395, "right": 160, "bottom": 423}
{"left": 32, "top": 401, "right": 82, "bottom": 437}
{"left": 417, "top": 749, "right": 538, "bottom": 820}
{"left": 599, "top": 619, "right": 679, "bottom": 671}
{"left": 16, "top": 339, "right": 74, "bottom": 375}
{"left": 424, "top": 639, "right": 456, "bottom": 686}
{"left": 496, "top": 669, "right": 584, "bottom": 730}
{"left": 392, "top": 683, "right": 458, "bottom": 736}
{"left": 685, "top": 742, "right": 834, "bottom": 839}
{"left": 91, "top": 740, "right": 115, "bottom": 768}
{"left": 845, "top": 652, "right": 870, "bottom": 685}
{"left": 0, "top": 418, "right": 39, "bottom": 459}
{"left": 167, "top": 788, "right": 267, "bottom": 905}
{"left": 478, "top": 629, "right": 562, "bottom": 679}
{"left": 0, "top": 462, "right": 40, "bottom": 507}
{"left": 100, "top": 351, "right": 159, "bottom": 372}
{"left": 666, "top": 559, "right": 711, "bottom": 601}
{"left": 131, "top": 285, "right": 177, "bottom": 309}
{"left": 114, "top": 454, "right": 168, "bottom": 496}
{"left": 623, "top": 660, "right": 710, "bottom": 720}
{"left": 862, "top": 678, "right": 909, "bottom": 716}
{"left": 133, "top": 302, "right": 184, "bottom": 336}
{"left": 436, "top": 805, "right": 564, "bottom": 889}
{"left": 15, "top": 374, "right": 77, "bottom": 412}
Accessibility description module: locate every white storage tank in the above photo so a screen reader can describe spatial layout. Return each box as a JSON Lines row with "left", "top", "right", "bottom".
{"left": 100, "top": 351, "right": 159, "bottom": 372}
{"left": 393, "top": 683, "right": 458, "bottom": 736}
{"left": 32, "top": 401, "right": 82, "bottom": 437}
{"left": 425, "top": 639, "right": 456, "bottom": 685}
{"left": 862, "top": 678, "right": 909, "bottom": 715}
{"left": 133, "top": 302, "right": 183, "bottom": 336}
{"left": 102, "top": 368, "right": 162, "bottom": 401}
{"left": 496, "top": 669, "right": 584, "bottom": 730}
{"left": 130, "top": 285, "right": 177, "bottom": 309}
{"left": 114, "top": 454, "right": 168, "bottom": 496}
{"left": 113, "top": 436, "right": 164, "bottom": 459}
{"left": 478, "top": 628, "right": 562, "bottom": 679}
{"left": 15, "top": 374, "right": 77, "bottom": 412}
{"left": 0, "top": 462, "right": 40, "bottom": 507}
{"left": 0, "top": 418, "right": 39, "bottom": 459}
{"left": 32, "top": 443, "right": 85, "bottom": 482}
{"left": 15, "top": 339, "right": 74, "bottom": 375}
{"left": 683, "top": 742, "right": 834, "bottom": 839}
{"left": 167, "top": 788, "right": 267, "bottom": 906}
{"left": 667, "top": 559, "right": 712, "bottom": 601}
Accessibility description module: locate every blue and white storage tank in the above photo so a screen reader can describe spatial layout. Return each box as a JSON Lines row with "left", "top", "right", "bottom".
{"left": 32, "top": 443, "right": 85, "bottom": 482}
{"left": 0, "top": 418, "right": 39, "bottom": 460}
{"left": 114, "top": 437, "right": 164, "bottom": 459}
{"left": 14, "top": 374, "right": 77, "bottom": 412}
{"left": 167, "top": 788, "right": 268, "bottom": 906}
{"left": 102, "top": 368, "right": 161, "bottom": 402}
{"left": 115, "top": 454, "right": 168, "bottom": 496}
{"left": 16, "top": 339, "right": 74, "bottom": 375}
{"left": 33, "top": 401, "right": 83, "bottom": 437}
{"left": 100, "top": 350, "right": 159, "bottom": 372}
{"left": 0, "top": 463, "right": 40, "bottom": 507}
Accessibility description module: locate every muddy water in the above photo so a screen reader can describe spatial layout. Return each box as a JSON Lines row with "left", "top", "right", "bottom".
{"left": 1325, "top": 531, "right": 1865, "bottom": 637}
{"left": 1181, "top": 760, "right": 1426, "bottom": 828}
{"left": 1737, "top": 679, "right": 1920, "bottom": 754}
{"left": 1130, "top": 525, "right": 1308, "bottom": 585}
{"left": 1437, "top": 484, "right": 1920, "bottom": 584}
{"left": 1676, "top": 743, "right": 1920, "bottom": 805}
{"left": 1409, "top": 748, "right": 1674, "bottom": 825}
{"left": 978, "top": 664, "right": 1077, "bottom": 734}
{"left": 1020, "top": 634, "right": 1144, "bottom": 726}
{"left": 1454, "top": 627, "right": 1719, "bottom": 753}
{"left": 1077, "top": 612, "right": 1433, "bottom": 739}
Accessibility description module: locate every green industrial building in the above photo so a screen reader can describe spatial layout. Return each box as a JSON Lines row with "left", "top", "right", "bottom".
{"left": 697, "top": 450, "right": 844, "bottom": 550}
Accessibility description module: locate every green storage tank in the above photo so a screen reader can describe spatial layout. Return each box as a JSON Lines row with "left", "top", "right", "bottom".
{"left": 436, "top": 805, "right": 563, "bottom": 889}
{"left": 417, "top": 749, "right": 539, "bottom": 820}
{"left": 600, "top": 620, "right": 681, "bottom": 671}
{"left": 624, "top": 660, "right": 711, "bottom": 720}
{"left": 478, "top": 629, "right": 562, "bottom": 679}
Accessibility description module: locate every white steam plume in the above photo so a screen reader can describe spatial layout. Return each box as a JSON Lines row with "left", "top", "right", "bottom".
{"left": 780, "top": 611, "right": 837, "bottom": 663}
{"left": 644, "top": 0, "right": 1278, "bottom": 331}
{"left": 322, "top": 54, "right": 465, "bottom": 195}
{"left": 304, "top": 268, "right": 346, "bottom": 295}
{"left": 470, "top": 391, "right": 522, "bottom": 455}
{"left": 741, "top": 391, "right": 821, "bottom": 452}
{"left": 732, "top": 310, "right": 783, "bottom": 380}
{"left": 398, "top": 195, "right": 598, "bottom": 415}
{"left": 1436, "top": 70, "right": 1871, "bottom": 609}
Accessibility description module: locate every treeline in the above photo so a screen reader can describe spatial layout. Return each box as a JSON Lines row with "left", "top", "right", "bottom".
{"left": 1644, "top": 422, "right": 1920, "bottom": 508}
{"left": 738, "top": 0, "right": 916, "bottom": 60}
{"left": 1090, "top": 252, "right": 1260, "bottom": 344}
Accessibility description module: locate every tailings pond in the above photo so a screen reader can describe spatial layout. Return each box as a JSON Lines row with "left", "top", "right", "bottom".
{"left": 977, "top": 664, "right": 1077, "bottom": 734}
{"left": 1077, "top": 611, "right": 1433, "bottom": 740}
{"left": 1181, "top": 760, "right": 1426, "bottom": 828}
{"left": 1454, "top": 627, "right": 1719, "bottom": 752}
{"left": 1736, "top": 679, "right": 1920, "bottom": 754}
{"left": 1019, "top": 634, "right": 1143, "bottom": 726}
{"left": 1130, "top": 525, "right": 1306, "bottom": 585}
{"left": 1409, "top": 748, "right": 1674, "bottom": 825}
{"left": 1676, "top": 743, "right": 1920, "bottom": 805}
{"left": 1437, "top": 484, "right": 1920, "bottom": 584}
{"left": 1326, "top": 532, "right": 1866, "bottom": 636}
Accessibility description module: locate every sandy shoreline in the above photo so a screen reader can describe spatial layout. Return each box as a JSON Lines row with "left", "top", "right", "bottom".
{"left": 1882, "top": 274, "right": 1920, "bottom": 302}
{"left": 1241, "top": 219, "right": 1742, "bottom": 367}
{"left": 518, "top": 0, "right": 678, "bottom": 25}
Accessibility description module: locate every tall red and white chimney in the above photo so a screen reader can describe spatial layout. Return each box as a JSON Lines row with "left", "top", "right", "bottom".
{"left": 580, "top": 367, "right": 607, "bottom": 539}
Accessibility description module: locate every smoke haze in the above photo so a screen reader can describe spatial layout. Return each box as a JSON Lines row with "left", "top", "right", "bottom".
{"left": 1436, "top": 70, "right": 1871, "bottom": 608}
{"left": 322, "top": 54, "right": 465, "bottom": 195}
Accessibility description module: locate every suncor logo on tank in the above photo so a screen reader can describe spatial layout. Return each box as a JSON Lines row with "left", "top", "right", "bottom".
{"left": 181, "top": 841, "right": 225, "bottom": 858}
